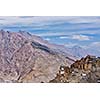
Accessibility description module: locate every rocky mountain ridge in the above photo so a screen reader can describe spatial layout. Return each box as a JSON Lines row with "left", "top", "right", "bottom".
{"left": 0, "top": 30, "right": 75, "bottom": 83}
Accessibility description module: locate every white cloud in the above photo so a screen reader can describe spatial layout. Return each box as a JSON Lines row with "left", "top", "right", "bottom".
{"left": 67, "top": 16, "right": 100, "bottom": 24}
{"left": 59, "top": 36, "right": 69, "bottom": 39}
{"left": 71, "top": 35, "right": 90, "bottom": 41}
{"left": 45, "top": 38, "right": 50, "bottom": 41}
{"left": 59, "top": 34, "right": 91, "bottom": 41}
{"left": 0, "top": 16, "right": 100, "bottom": 37}
{"left": 0, "top": 16, "right": 100, "bottom": 25}
{"left": 35, "top": 32, "right": 66, "bottom": 37}
{"left": 0, "top": 16, "right": 35, "bottom": 25}
{"left": 0, "top": 16, "right": 72, "bottom": 25}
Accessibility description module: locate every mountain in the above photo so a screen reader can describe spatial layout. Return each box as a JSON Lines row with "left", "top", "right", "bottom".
{"left": 0, "top": 30, "right": 75, "bottom": 83}
{"left": 68, "top": 45, "right": 100, "bottom": 58}
{"left": 68, "top": 45, "right": 88, "bottom": 58}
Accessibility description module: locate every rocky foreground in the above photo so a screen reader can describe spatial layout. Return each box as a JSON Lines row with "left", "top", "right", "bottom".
{"left": 50, "top": 55, "right": 100, "bottom": 83}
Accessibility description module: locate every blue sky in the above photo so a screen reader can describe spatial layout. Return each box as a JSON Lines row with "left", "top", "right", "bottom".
{"left": 0, "top": 16, "right": 100, "bottom": 51}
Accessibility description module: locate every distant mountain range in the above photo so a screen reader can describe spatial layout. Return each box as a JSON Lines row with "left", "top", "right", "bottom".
{"left": 68, "top": 45, "right": 100, "bottom": 58}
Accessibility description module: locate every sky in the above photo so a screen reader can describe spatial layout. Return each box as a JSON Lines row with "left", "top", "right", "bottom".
{"left": 0, "top": 16, "right": 100, "bottom": 51}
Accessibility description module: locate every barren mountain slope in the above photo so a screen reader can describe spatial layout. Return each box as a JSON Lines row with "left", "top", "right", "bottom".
{"left": 0, "top": 30, "right": 75, "bottom": 83}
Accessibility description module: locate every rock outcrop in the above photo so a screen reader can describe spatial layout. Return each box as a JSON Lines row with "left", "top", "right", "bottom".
{"left": 50, "top": 55, "right": 100, "bottom": 83}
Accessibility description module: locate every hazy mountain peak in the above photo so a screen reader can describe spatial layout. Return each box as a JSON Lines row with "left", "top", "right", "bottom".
{"left": 72, "top": 45, "right": 83, "bottom": 49}
{"left": 69, "top": 45, "right": 100, "bottom": 58}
